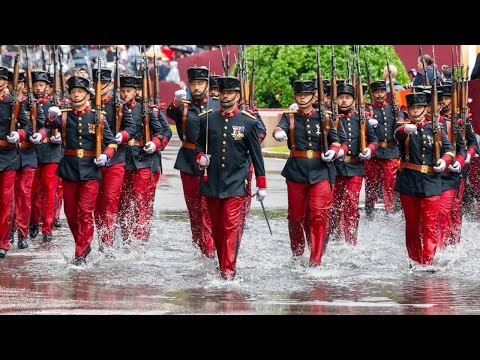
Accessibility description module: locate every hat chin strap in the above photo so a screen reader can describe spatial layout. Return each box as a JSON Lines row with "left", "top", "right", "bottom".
{"left": 409, "top": 107, "right": 426, "bottom": 122}
{"left": 71, "top": 93, "right": 89, "bottom": 104}
{"left": 296, "top": 94, "right": 315, "bottom": 106}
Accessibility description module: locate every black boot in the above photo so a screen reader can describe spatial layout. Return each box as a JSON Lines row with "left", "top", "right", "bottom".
{"left": 42, "top": 233, "right": 53, "bottom": 242}
{"left": 0, "top": 249, "right": 6, "bottom": 258}
{"left": 29, "top": 224, "right": 39, "bottom": 238}
{"left": 17, "top": 236, "right": 29, "bottom": 249}
{"left": 365, "top": 204, "right": 374, "bottom": 220}
{"left": 53, "top": 219, "right": 61, "bottom": 228}
{"left": 9, "top": 229, "right": 15, "bottom": 245}
{"left": 72, "top": 256, "right": 87, "bottom": 266}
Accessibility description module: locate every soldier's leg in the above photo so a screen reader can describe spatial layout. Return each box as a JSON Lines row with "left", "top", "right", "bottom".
{"left": 75, "top": 180, "right": 100, "bottom": 258}
{"left": 0, "top": 171, "right": 16, "bottom": 253}
{"left": 62, "top": 179, "right": 81, "bottom": 244}
{"left": 133, "top": 168, "right": 151, "bottom": 243}
{"left": 308, "top": 180, "right": 334, "bottom": 265}
{"left": 437, "top": 188, "right": 456, "bottom": 250}
{"left": 14, "top": 167, "right": 36, "bottom": 248}
{"left": 119, "top": 170, "right": 135, "bottom": 243}
{"left": 29, "top": 167, "right": 42, "bottom": 238}
{"left": 40, "top": 163, "right": 59, "bottom": 240}
{"left": 364, "top": 158, "right": 381, "bottom": 217}
{"left": 450, "top": 178, "right": 465, "bottom": 245}
{"left": 400, "top": 194, "right": 423, "bottom": 264}
{"left": 143, "top": 170, "right": 160, "bottom": 242}
{"left": 286, "top": 179, "right": 308, "bottom": 257}
{"left": 200, "top": 195, "right": 215, "bottom": 258}
{"left": 330, "top": 176, "right": 347, "bottom": 241}
{"left": 382, "top": 158, "right": 399, "bottom": 213}
{"left": 343, "top": 175, "right": 363, "bottom": 245}
{"left": 206, "top": 197, "right": 223, "bottom": 262}
{"left": 53, "top": 177, "right": 63, "bottom": 226}
{"left": 243, "top": 163, "right": 254, "bottom": 221}
{"left": 421, "top": 195, "right": 440, "bottom": 265}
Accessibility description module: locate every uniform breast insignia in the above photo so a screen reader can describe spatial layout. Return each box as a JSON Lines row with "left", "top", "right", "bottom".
{"left": 426, "top": 134, "right": 433, "bottom": 147}
{"left": 231, "top": 126, "right": 245, "bottom": 140}
{"left": 182, "top": 100, "right": 191, "bottom": 104}
{"left": 241, "top": 110, "right": 256, "bottom": 120}
{"left": 199, "top": 109, "right": 213, "bottom": 116}
{"left": 60, "top": 108, "right": 72, "bottom": 112}
{"left": 316, "top": 123, "right": 320, "bottom": 136}
{"left": 88, "top": 123, "right": 96, "bottom": 134}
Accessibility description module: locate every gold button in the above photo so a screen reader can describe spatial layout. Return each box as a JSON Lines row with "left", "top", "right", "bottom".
{"left": 79, "top": 136, "right": 82, "bottom": 139}
{"left": 78, "top": 123, "right": 82, "bottom": 126}
{"left": 309, "top": 143, "right": 312, "bottom": 146}
{"left": 128, "top": 109, "right": 131, "bottom": 112}
{"left": 78, "top": 117, "right": 82, "bottom": 120}
{"left": 79, "top": 130, "right": 82, "bottom": 133}
{"left": 221, "top": 164, "right": 225, "bottom": 168}
{"left": 79, "top": 142, "right": 82, "bottom": 145}
{"left": 348, "top": 144, "right": 352, "bottom": 147}
{"left": 308, "top": 137, "right": 311, "bottom": 140}
{"left": 347, "top": 118, "right": 350, "bottom": 121}
{"left": 222, "top": 149, "right": 226, "bottom": 152}
{"left": 223, "top": 141, "right": 226, "bottom": 145}
{"left": 423, "top": 141, "right": 426, "bottom": 144}
{"left": 308, "top": 131, "right": 311, "bottom": 134}
{"left": 224, "top": 126, "right": 227, "bottom": 130}
{"left": 222, "top": 156, "right": 225, "bottom": 160}
{"left": 348, "top": 151, "right": 351, "bottom": 155}
{"left": 225, "top": 119, "right": 228, "bottom": 122}
{"left": 423, "top": 161, "right": 426, "bottom": 164}
{"left": 223, "top": 134, "right": 226, "bottom": 137}
{"left": 306, "top": 119, "right": 310, "bottom": 122}
{"left": 307, "top": 125, "right": 310, "bottom": 128}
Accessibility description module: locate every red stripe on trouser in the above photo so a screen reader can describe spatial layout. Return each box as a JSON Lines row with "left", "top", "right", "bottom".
{"left": 206, "top": 196, "right": 245, "bottom": 279}
{"left": 438, "top": 188, "right": 456, "bottom": 249}
{"left": 450, "top": 178, "right": 465, "bottom": 245}
{"left": 331, "top": 175, "right": 363, "bottom": 245}
{"left": 244, "top": 163, "right": 254, "bottom": 218}
{"left": 180, "top": 171, "right": 215, "bottom": 257}
{"left": 0, "top": 171, "right": 16, "bottom": 251}
{"left": 62, "top": 179, "right": 99, "bottom": 257}
{"left": 54, "top": 177, "right": 63, "bottom": 220}
{"left": 13, "top": 167, "right": 36, "bottom": 238}
{"left": 364, "top": 158, "right": 398, "bottom": 212}
{"left": 142, "top": 171, "right": 161, "bottom": 242}
{"left": 400, "top": 193, "right": 439, "bottom": 265}
{"left": 287, "top": 179, "right": 333, "bottom": 265}
{"left": 95, "top": 163, "right": 125, "bottom": 247}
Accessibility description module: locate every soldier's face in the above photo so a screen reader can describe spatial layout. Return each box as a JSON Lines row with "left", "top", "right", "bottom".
{"left": 442, "top": 96, "right": 452, "bottom": 109}
{"left": 120, "top": 87, "right": 136, "bottom": 102}
{"left": 0, "top": 78, "right": 7, "bottom": 91}
{"left": 188, "top": 80, "right": 208, "bottom": 99}
{"left": 372, "top": 89, "right": 387, "bottom": 103}
{"left": 69, "top": 87, "right": 89, "bottom": 106}
{"left": 336, "top": 93, "right": 354, "bottom": 111}
{"left": 408, "top": 105, "right": 426, "bottom": 122}
{"left": 219, "top": 90, "right": 239, "bottom": 108}
{"left": 209, "top": 88, "right": 220, "bottom": 97}
{"left": 33, "top": 81, "right": 48, "bottom": 97}
{"left": 294, "top": 92, "right": 315, "bottom": 108}
{"left": 324, "top": 95, "right": 331, "bottom": 108}
{"left": 100, "top": 81, "right": 112, "bottom": 96}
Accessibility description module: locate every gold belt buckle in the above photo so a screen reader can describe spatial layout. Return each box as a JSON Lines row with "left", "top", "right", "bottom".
{"left": 77, "top": 149, "right": 85, "bottom": 158}
{"left": 344, "top": 155, "right": 351, "bottom": 162}
{"left": 380, "top": 141, "right": 388, "bottom": 148}
{"left": 128, "top": 139, "right": 135, "bottom": 146}
{"left": 306, "top": 150, "right": 314, "bottom": 159}
{"left": 420, "top": 165, "right": 429, "bottom": 173}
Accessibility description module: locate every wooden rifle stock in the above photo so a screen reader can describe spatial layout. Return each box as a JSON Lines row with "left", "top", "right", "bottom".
{"left": 142, "top": 57, "right": 151, "bottom": 144}
{"left": 354, "top": 46, "right": 367, "bottom": 153}
{"left": 450, "top": 66, "right": 458, "bottom": 149}
{"left": 331, "top": 46, "right": 339, "bottom": 130}
{"left": 24, "top": 47, "right": 37, "bottom": 133}
{"left": 95, "top": 57, "right": 104, "bottom": 158}
{"left": 431, "top": 65, "right": 441, "bottom": 161}
{"left": 385, "top": 49, "right": 399, "bottom": 126}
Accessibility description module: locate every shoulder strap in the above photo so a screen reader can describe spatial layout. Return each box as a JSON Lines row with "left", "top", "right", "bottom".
{"left": 61, "top": 111, "right": 68, "bottom": 148}
{"left": 181, "top": 103, "right": 189, "bottom": 141}
{"left": 289, "top": 113, "right": 295, "bottom": 149}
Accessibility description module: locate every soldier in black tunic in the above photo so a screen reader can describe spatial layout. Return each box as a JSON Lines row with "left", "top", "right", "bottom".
{"left": 394, "top": 92, "right": 455, "bottom": 268}
{"left": 273, "top": 80, "right": 345, "bottom": 266}
{"left": 196, "top": 76, "right": 266, "bottom": 280}
{"left": 0, "top": 66, "right": 32, "bottom": 258}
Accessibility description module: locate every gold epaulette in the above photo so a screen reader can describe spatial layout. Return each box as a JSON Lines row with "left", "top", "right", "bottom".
{"left": 199, "top": 109, "right": 213, "bottom": 116}
{"left": 182, "top": 100, "right": 191, "bottom": 104}
{"left": 242, "top": 110, "right": 256, "bottom": 120}
{"left": 60, "top": 108, "right": 72, "bottom": 112}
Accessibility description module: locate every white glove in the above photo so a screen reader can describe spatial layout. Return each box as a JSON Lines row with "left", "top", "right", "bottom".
{"left": 359, "top": 147, "right": 372, "bottom": 161}
{"left": 289, "top": 103, "right": 299, "bottom": 111}
{"left": 94, "top": 154, "right": 108, "bottom": 167}
{"left": 199, "top": 153, "right": 211, "bottom": 167}
{"left": 433, "top": 158, "right": 446, "bottom": 172}
{"left": 448, "top": 160, "right": 462, "bottom": 173}
{"left": 50, "top": 134, "right": 62, "bottom": 144}
{"left": 256, "top": 188, "right": 266, "bottom": 202}
{"left": 274, "top": 130, "right": 288, "bottom": 142}
{"left": 321, "top": 149, "right": 336, "bottom": 162}
{"left": 337, "top": 148, "right": 345, "bottom": 161}
{"left": 174, "top": 89, "right": 186, "bottom": 101}
{"left": 48, "top": 106, "right": 61, "bottom": 120}
{"left": 6, "top": 131, "right": 20, "bottom": 144}
{"left": 465, "top": 153, "right": 472, "bottom": 165}
{"left": 368, "top": 119, "right": 378, "bottom": 128}
{"left": 404, "top": 124, "right": 417, "bottom": 135}
{"left": 29, "top": 133, "right": 43, "bottom": 144}
{"left": 115, "top": 133, "right": 123, "bottom": 144}
{"left": 143, "top": 141, "right": 156, "bottom": 154}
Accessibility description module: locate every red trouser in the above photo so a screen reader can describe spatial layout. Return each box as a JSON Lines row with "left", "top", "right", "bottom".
{"left": 400, "top": 194, "right": 439, "bottom": 265}
{"left": 143, "top": 171, "right": 161, "bottom": 242}
{"left": 244, "top": 163, "right": 254, "bottom": 218}
{"left": 180, "top": 171, "right": 214, "bottom": 257}
{"left": 54, "top": 177, "right": 63, "bottom": 221}
{"left": 331, "top": 175, "right": 363, "bottom": 245}
{"left": 287, "top": 179, "right": 333, "bottom": 265}
{"left": 206, "top": 196, "right": 245, "bottom": 279}
{"left": 30, "top": 163, "right": 59, "bottom": 235}
{"left": 438, "top": 179, "right": 465, "bottom": 248}
{"left": 13, "top": 167, "right": 36, "bottom": 238}
{"left": 0, "top": 171, "right": 16, "bottom": 251}
{"left": 119, "top": 168, "right": 152, "bottom": 243}
{"left": 94, "top": 163, "right": 125, "bottom": 247}
{"left": 364, "top": 157, "right": 398, "bottom": 212}
{"left": 62, "top": 179, "right": 99, "bottom": 257}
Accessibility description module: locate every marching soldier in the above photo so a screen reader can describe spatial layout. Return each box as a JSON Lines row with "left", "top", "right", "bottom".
{"left": 273, "top": 79, "right": 344, "bottom": 266}
{"left": 166, "top": 66, "right": 219, "bottom": 258}
{"left": 209, "top": 74, "right": 221, "bottom": 99}
{"left": 91, "top": 68, "right": 135, "bottom": 253}
{"left": 43, "top": 76, "right": 118, "bottom": 265}
{"left": 394, "top": 92, "right": 455, "bottom": 269}
{"left": 330, "top": 83, "right": 378, "bottom": 245}
{"left": 0, "top": 66, "right": 32, "bottom": 258}
{"left": 7, "top": 68, "right": 46, "bottom": 249}
{"left": 196, "top": 76, "right": 267, "bottom": 279}
{"left": 29, "top": 70, "right": 63, "bottom": 242}
{"left": 364, "top": 80, "right": 404, "bottom": 218}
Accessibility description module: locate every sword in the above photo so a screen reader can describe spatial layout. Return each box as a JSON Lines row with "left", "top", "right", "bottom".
{"left": 260, "top": 199, "right": 272, "bottom": 236}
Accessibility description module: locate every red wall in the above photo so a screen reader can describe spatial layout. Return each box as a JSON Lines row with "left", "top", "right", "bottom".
{"left": 393, "top": 45, "right": 461, "bottom": 74}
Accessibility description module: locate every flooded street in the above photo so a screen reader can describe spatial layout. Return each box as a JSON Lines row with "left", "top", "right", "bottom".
{"left": 2, "top": 138, "right": 480, "bottom": 314}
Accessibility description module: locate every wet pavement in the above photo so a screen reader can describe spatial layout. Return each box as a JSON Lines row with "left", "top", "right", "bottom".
{"left": 2, "top": 137, "right": 480, "bottom": 314}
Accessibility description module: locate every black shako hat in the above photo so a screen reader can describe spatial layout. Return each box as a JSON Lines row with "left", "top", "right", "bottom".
{"left": 218, "top": 76, "right": 241, "bottom": 92}
{"left": 0, "top": 66, "right": 8, "bottom": 80}
{"left": 120, "top": 76, "right": 137, "bottom": 88}
{"left": 337, "top": 83, "right": 356, "bottom": 98}
{"left": 31, "top": 70, "right": 51, "bottom": 84}
{"left": 293, "top": 80, "right": 316, "bottom": 94}
{"left": 370, "top": 80, "right": 387, "bottom": 92}
{"left": 439, "top": 83, "right": 452, "bottom": 96}
{"left": 423, "top": 90, "right": 443, "bottom": 104}
{"left": 406, "top": 92, "right": 428, "bottom": 107}
{"left": 92, "top": 68, "right": 113, "bottom": 82}
{"left": 209, "top": 75, "right": 222, "bottom": 88}
{"left": 7, "top": 68, "right": 26, "bottom": 82}
{"left": 187, "top": 66, "right": 209, "bottom": 82}
{"left": 66, "top": 76, "right": 91, "bottom": 93}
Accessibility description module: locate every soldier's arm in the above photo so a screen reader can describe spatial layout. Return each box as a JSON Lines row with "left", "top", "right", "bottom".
{"left": 16, "top": 101, "right": 33, "bottom": 141}
{"left": 116, "top": 105, "right": 135, "bottom": 144}
{"left": 464, "top": 120, "right": 479, "bottom": 156}
{"left": 394, "top": 119, "right": 412, "bottom": 140}
{"left": 35, "top": 103, "right": 52, "bottom": 138}
{"left": 365, "top": 119, "right": 379, "bottom": 155}
{"left": 155, "top": 110, "right": 173, "bottom": 150}
{"left": 245, "top": 121, "right": 266, "bottom": 190}
{"left": 101, "top": 115, "right": 118, "bottom": 159}
{"left": 272, "top": 112, "right": 291, "bottom": 138}
{"left": 255, "top": 113, "right": 267, "bottom": 143}
{"left": 195, "top": 112, "right": 208, "bottom": 169}
{"left": 326, "top": 119, "right": 341, "bottom": 155}
{"left": 440, "top": 128, "right": 455, "bottom": 167}
{"left": 453, "top": 126, "right": 467, "bottom": 168}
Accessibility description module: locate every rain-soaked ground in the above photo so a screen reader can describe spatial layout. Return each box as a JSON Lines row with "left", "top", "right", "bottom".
{"left": 2, "top": 138, "right": 480, "bottom": 314}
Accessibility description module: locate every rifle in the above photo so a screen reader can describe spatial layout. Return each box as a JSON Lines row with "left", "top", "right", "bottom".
{"left": 316, "top": 48, "right": 333, "bottom": 191}
{"left": 385, "top": 48, "right": 399, "bottom": 126}
{"left": 9, "top": 50, "right": 21, "bottom": 134}
{"left": 24, "top": 46, "right": 38, "bottom": 134}
{"left": 113, "top": 45, "right": 122, "bottom": 135}
{"left": 331, "top": 46, "right": 339, "bottom": 130}
{"left": 419, "top": 45, "right": 430, "bottom": 86}
{"left": 58, "top": 49, "right": 68, "bottom": 100}
{"left": 142, "top": 55, "right": 151, "bottom": 144}
{"left": 152, "top": 45, "right": 160, "bottom": 106}
{"left": 51, "top": 45, "right": 60, "bottom": 137}
{"left": 354, "top": 46, "right": 367, "bottom": 154}
{"left": 450, "top": 46, "right": 459, "bottom": 151}
{"left": 363, "top": 48, "right": 373, "bottom": 103}
{"left": 203, "top": 62, "right": 211, "bottom": 183}
{"left": 432, "top": 63, "right": 442, "bottom": 162}
{"left": 94, "top": 53, "right": 104, "bottom": 158}
{"left": 461, "top": 65, "right": 469, "bottom": 140}
{"left": 220, "top": 45, "right": 227, "bottom": 76}
{"left": 249, "top": 47, "right": 256, "bottom": 109}
{"left": 41, "top": 45, "right": 48, "bottom": 71}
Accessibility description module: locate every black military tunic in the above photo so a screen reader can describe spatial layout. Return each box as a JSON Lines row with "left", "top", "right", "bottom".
{"left": 394, "top": 119, "right": 454, "bottom": 197}
{"left": 367, "top": 102, "right": 403, "bottom": 159}
{"left": 274, "top": 109, "right": 343, "bottom": 184}
{"left": 335, "top": 111, "right": 379, "bottom": 177}
{"left": 18, "top": 98, "right": 45, "bottom": 169}
{"left": 0, "top": 93, "right": 32, "bottom": 171}
{"left": 47, "top": 107, "right": 117, "bottom": 181}
{"left": 151, "top": 110, "right": 173, "bottom": 174}
{"left": 36, "top": 96, "right": 63, "bottom": 164}
{"left": 197, "top": 107, "right": 266, "bottom": 198}
{"left": 167, "top": 96, "right": 220, "bottom": 175}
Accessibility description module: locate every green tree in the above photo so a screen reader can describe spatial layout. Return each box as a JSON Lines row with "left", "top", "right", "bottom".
{"left": 243, "top": 45, "right": 409, "bottom": 108}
